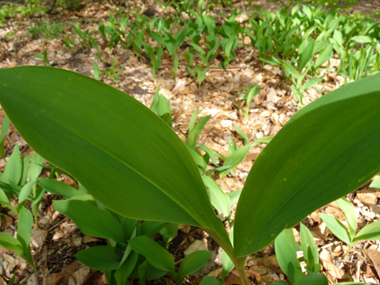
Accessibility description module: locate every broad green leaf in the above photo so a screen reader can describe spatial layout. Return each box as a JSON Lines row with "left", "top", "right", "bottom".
{"left": 75, "top": 246, "right": 122, "bottom": 271}
{"left": 3, "top": 145, "right": 21, "bottom": 185}
{"left": 271, "top": 282, "right": 288, "bottom": 285}
{"left": 0, "top": 115, "right": 10, "bottom": 158}
{"left": 296, "top": 273, "right": 328, "bottom": 285}
{"left": 53, "top": 199, "right": 125, "bottom": 244}
{"left": 320, "top": 213, "right": 351, "bottom": 245}
{"left": 335, "top": 198, "right": 357, "bottom": 238}
{"left": 0, "top": 66, "right": 230, "bottom": 248}
{"left": 129, "top": 236, "right": 175, "bottom": 272}
{"left": 300, "top": 223, "right": 320, "bottom": 274}
{"left": 202, "top": 176, "right": 231, "bottom": 217}
{"left": 275, "top": 229, "right": 304, "bottom": 285}
{"left": 234, "top": 74, "right": 380, "bottom": 257}
{"left": 178, "top": 250, "right": 211, "bottom": 279}
{"left": 38, "top": 178, "right": 81, "bottom": 199}
{"left": 354, "top": 220, "right": 380, "bottom": 243}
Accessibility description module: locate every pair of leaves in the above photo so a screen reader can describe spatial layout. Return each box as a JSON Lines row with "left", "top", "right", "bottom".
{"left": 2, "top": 66, "right": 380, "bottom": 262}
{"left": 320, "top": 197, "right": 380, "bottom": 247}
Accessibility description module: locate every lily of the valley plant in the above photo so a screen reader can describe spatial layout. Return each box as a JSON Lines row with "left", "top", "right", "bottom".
{"left": 1, "top": 66, "right": 380, "bottom": 284}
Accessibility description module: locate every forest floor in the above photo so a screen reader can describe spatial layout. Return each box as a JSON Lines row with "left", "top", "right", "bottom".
{"left": 1, "top": 0, "right": 380, "bottom": 284}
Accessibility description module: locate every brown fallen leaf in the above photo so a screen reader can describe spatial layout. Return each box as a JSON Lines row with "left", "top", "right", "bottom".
{"left": 364, "top": 249, "right": 380, "bottom": 278}
{"left": 320, "top": 248, "right": 345, "bottom": 280}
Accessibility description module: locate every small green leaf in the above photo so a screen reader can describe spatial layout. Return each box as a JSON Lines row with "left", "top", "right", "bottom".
{"left": 188, "top": 115, "right": 210, "bottom": 148}
{"left": 300, "top": 223, "right": 319, "bottom": 274}
{"left": 129, "top": 235, "right": 175, "bottom": 272}
{"left": 275, "top": 229, "right": 304, "bottom": 285}
{"left": 202, "top": 176, "right": 231, "bottom": 217}
{"left": 38, "top": 178, "right": 81, "bottom": 199}
{"left": 18, "top": 180, "right": 37, "bottom": 206}
{"left": 370, "top": 176, "right": 380, "bottom": 188}
{"left": 218, "top": 144, "right": 251, "bottom": 178}
{"left": 75, "top": 246, "right": 122, "bottom": 271}
{"left": 335, "top": 198, "right": 357, "bottom": 238}
{"left": 320, "top": 213, "right": 352, "bottom": 245}
{"left": 140, "top": 220, "right": 167, "bottom": 238}
{"left": 354, "top": 220, "right": 380, "bottom": 243}
{"left": 199, "top": 276, "right": 223, "bottom": 285}
{"left": 235, "top": 125, "right": 249, "bottom": 145}
{"left": 314, "top": 44, "right": 333, "bottom": 70}
{"left": 295, "top": 273, "right": 328, "bottom": 285}
{"left": 227, "top": 189, "right": 242, "bottom": 205}
{"left": 3, "top": 145, "right": 22, "bottom": 185}
{"left": 0, "top": 233, "right": 24, "bottom": 256}
{"left": 298, "top": 38, "right": 315, "bottom": 71}
{"left": 351, "top": 36, "right": 372, "bottom": 44}
{"left": 0, "top": 115, "right": 10, "bottom": 158}
{"left": 53, "top": 199, "right": 125, "bottom": 244}
{"left": 222, "top": 228, "right": 234, "bottom": 281}
{"left": 178, "top": 250, "right": 211, "bottom": 279}
{"left": 115, "top": 249, "right": 138, "bottom": 284}
{"left": 28, "top": 152, "right": 44, "bottom": 181}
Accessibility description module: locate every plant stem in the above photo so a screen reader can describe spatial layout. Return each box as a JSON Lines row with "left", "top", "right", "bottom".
{"left": 343, "top": 244, "right": 353, "bottom": 259}
{"left": 205, "top": 229, "right": 250, "bottom": 285}
{"left": 235, "top": 256, "right": 250, "bottom": 285}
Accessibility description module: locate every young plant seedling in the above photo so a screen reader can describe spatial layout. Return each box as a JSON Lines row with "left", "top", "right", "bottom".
{"left": 320, "top": 197, "right": 380, "bottom": 258}
{"left": 34, "top": 48, "right": 51, "bottom": 66}
{"left": 273, "top": 224, "right": 367, "bottom": 285}
{"left": 98, "top": 57, "right": 125, "bottom": 84}
{"left": 236, "top": 84, "right": 260, "bottom": 119}
{"left": 150, "top": 86, "right": 172, "bottom": 127}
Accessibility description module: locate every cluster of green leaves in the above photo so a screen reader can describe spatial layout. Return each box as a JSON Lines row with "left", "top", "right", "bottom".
{"left": 274, "top": 224, "right": 367, "bottom": 285}
{"left": 0, "top": 0, "right": 47, "bottom": 24}
{"left": 0, "top": 138, "right": 47, "bottom": 271}
{"left": 255, "top": 4, "right": 380, "bottom": 103}
{"left": 76, "top": 3, "right": 380, "bottom": 105}
{"left": 28, "top": 18, "right": 64, "bottom": 40}
{"left": 1, "top": 66, "right": 380, "bottom": 285}
{"left": 321, "top": 198, "right": 380, "bottom": 257}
